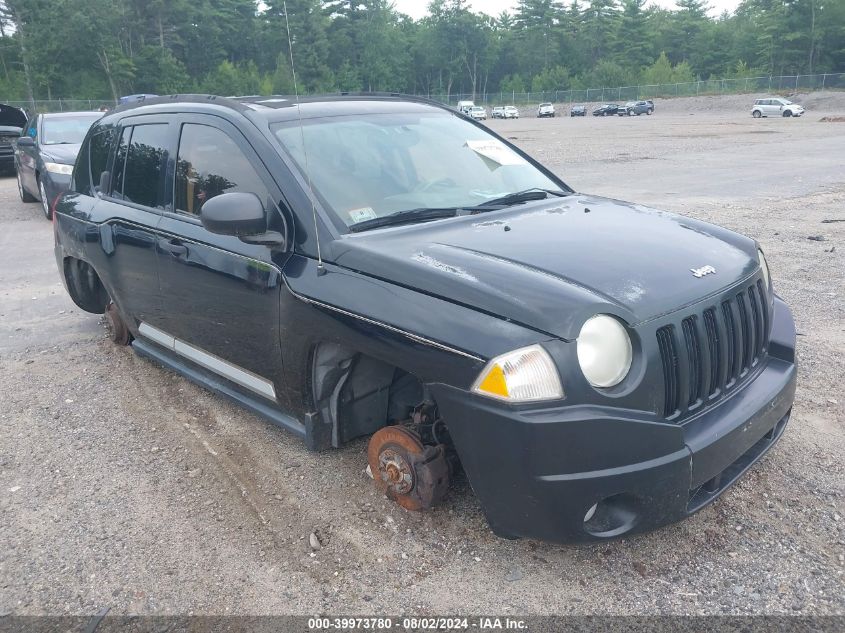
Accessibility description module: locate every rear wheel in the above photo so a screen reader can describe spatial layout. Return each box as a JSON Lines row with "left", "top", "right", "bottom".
{"left": 104, "top": 301, "right": 131, "bottom": 345}
{"left": 38, "top": 178, "right": 51, "bottom": 220}
{"left": 17, "top": 169, "right": 36, "bottom": 202}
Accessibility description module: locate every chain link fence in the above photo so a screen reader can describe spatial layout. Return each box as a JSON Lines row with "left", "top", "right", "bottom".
{"left": 4, "top": 72, "right": 844, "bottom": 113}
{"left": 422, "top": 72, "right": 845, "bottom": 107}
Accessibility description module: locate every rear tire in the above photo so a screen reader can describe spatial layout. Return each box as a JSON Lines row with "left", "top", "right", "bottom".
{"left": 17, "top": 169, "right": 36, "bottom": 202}
{"left": 38, "top": 178, "right": 51, "bottom": 220}
{"left": 105, "top": 302, "right": 131, "bottom": 346}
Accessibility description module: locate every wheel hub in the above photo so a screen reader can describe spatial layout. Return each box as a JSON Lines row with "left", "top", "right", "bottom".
{"left": 367, "top": 425, "right": 450, "bottom": 511}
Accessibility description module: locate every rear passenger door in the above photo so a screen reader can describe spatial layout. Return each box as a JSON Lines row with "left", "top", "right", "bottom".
{"left": 154, "top": 115, "right": 288, "bottom": 402}
{"left": 95, "top": 116, "right": 174, "bottom": 330}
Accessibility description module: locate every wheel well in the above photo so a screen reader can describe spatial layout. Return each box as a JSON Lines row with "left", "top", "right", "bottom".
{"left": 63, "top": 257, "right": 109, "bottom": 314}
{"left": 310, "top": 342, "right": 432, "bottom": 449}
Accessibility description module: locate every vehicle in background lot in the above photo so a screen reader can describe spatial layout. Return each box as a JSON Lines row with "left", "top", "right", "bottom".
{"left": 54, "top": 94, "right": 795, "bottom": 544}
{"left": 752, "top": 98, "right": 804, "bottom": 118}
{"left": 491, "top": 106, "right": 505, "bottom": 119}
{"left": 623, "top": 100, "right": 654, "bottom": 116}
{"left": 503, "top": 106, "right": 519, "bottom": 119}
{"left": 593, "top": 103, "right": 621, "bottom": 116}
{"left": 0, "top": 103, "right": 28, "bottom": 174}
{"left": 15, "top": 111, "right": 102, "bottom": 219}
{"left": 468, "top": 106, "right": 487, "bottom": 120}
{"left": 570, "top": 105, "right": 587, "bottom": 117}
{"left": 538, "top": 103, "right": 555, "bottom": 118}
{"left": 457, "top": 100, "right": 475, "bottom": 114}
{"left": 118, "top": 94, "right": 158, "bottom": 105}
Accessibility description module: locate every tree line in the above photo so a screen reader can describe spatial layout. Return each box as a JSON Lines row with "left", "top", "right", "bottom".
{"left": 0, "top": 0, "right": 842, "bottom": 106}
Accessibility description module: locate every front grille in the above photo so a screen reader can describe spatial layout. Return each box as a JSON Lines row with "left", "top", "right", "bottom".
{"left": 657, "top": 279, "right": 771, "bottom": 421}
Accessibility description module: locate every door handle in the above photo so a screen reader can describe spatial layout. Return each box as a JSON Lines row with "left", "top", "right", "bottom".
{"left": 163, "top": 240, "right": 187, "bottom": 257}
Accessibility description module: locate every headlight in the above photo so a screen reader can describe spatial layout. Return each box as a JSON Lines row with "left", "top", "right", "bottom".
{"left": 44, "top": 162, "right": 74, "bottom": 175}
{"left": 577, "top": 315, "right": 633, "bottom": 388}
{"left": 471, "top": 344, "right": 563, "bottom": 402}
{"left": 758, "top": 249, "right": 771, "bottom": 289}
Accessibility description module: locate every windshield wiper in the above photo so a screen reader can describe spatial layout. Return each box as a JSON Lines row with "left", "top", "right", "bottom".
{"left": 472, "top": 188, "right": 568, "bottom": 209}
{"left": 349, "top": 207, "right": 462, "bottom": 233}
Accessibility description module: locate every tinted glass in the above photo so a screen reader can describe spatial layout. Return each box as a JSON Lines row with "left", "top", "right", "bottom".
{"left": 174, "top": 124, "right": 268, "bottom": 216}
{"left": 272, "top": 111, "right": 562, "bottom": 230}
{"left": 112, "top": 127, "right": 131, "bottom": 197}
{"left": 119, "top": 124, "right": 169, "bottom": 208}
{"left": 42, "top": 113, "right": 102, "bottom": 145}
{"left": 88, "top": 128, "right": 115, "bottom": 195}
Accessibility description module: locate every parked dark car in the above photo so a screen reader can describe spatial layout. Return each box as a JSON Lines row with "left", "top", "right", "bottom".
{"left": 592, "top": 103, "right": 620, "bottom": 116}
{"left": 0, "top": 103, "right": 28, "bottom": 173}
{"left": 53, "top": 94, "right": 796, "bottom": 544}
{"left": 570, "top": 105, "right": 586, "bottom": 117}
{"left": 16, "top": 111, "right": 103, "bottom": 219}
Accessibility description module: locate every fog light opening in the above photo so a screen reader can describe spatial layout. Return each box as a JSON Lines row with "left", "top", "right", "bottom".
{"left": 583, "top": 493, "right": 639, "bottom": 538}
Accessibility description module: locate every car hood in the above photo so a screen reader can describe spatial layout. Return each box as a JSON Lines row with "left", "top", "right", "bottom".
{"left": 0, "top": 103, "right": 26, "bottom": 128}
{"left": 332, "top": 195, "right": 759, "bottom": 340}
{"left": 40, "top": 143, "right": 82, "bottom": 164}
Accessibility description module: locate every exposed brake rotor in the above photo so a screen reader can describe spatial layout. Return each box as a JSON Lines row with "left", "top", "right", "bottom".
{"left": 367, "top": 425, "right": 450, "bottom": 511}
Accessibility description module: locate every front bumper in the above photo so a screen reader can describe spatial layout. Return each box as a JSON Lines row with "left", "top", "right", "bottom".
{"left": 431, "top": 298, "right": 796, "bottom": 543}
{"left": 40, "top": 171, "right": 71, "bottom": 205}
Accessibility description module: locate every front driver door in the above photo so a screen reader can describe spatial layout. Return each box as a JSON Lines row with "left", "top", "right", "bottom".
{"left": 155, "top": 116, "right": 290, "bottom": 401}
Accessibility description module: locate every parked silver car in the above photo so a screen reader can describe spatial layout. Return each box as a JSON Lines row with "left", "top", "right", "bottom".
{"left": 751, "top": 98, "right": 804, "bottom": 118}
{"left": 468, "top": 106, "right": 487, "bottom": 120}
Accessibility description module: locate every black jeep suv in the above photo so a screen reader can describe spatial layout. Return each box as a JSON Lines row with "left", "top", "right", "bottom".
{"left": 54, "top": 94, "right": 796, "bottom": 543}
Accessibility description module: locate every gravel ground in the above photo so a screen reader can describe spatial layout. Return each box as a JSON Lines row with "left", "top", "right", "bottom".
{"left": 1, "top": 94, "right": 843, "bottom": 617}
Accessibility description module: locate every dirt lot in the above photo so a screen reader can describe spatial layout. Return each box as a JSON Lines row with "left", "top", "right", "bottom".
{"left": 1, "top": 94, "right": 844, "bottom": 617}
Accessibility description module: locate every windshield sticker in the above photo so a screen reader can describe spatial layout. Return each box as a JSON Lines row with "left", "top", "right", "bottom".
{"left": 348, "top": 207, "right": 378, "bottom": 223}
{"left": 465, "top": 139, "right": 527, "bottom": 167}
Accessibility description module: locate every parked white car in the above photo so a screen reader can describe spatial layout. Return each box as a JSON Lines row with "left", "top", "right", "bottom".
{"left": 469, "top": 106, "right": 487, "bottom": 120}
{"left": 751, "top": 98, "right": 804, "bottom": 118}
{"left": 503, "top": 106, "right": 520, "bottom": 119}
{"left": 538, "top": 103, "right": 555, "bottom": 118}
{"left": 491, "top": 106, "right": 506, "bottom": 119}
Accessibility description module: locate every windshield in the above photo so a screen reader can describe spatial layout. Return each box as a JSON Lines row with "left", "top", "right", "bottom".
{"left": 271, "top": 111, "right": 564, "bottom": 230}
{"left": 42, "top": 114, "right": 102, "bottom": 145}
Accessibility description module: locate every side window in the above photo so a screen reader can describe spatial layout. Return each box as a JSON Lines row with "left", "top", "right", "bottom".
{"left": 174, "top": 123, "right": 268, "bottom": 216}
{"left": 113, "top": 124, "right": 169, "bottom": 209}
{"left": 25, "top": 116, "right": 37, "bottom": 139}
{"left": 86, "top": 127, "right": 114, "bottom": 196}
{"left": 111, "top": 127, "right": 131, "bottom": 198}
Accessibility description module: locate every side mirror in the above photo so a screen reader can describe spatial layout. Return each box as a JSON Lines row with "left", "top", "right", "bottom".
{"left": 16, "top": 136, "right": 34, "bottom": 147}
{"left": 200, "top": 192, "right": 267, "bottom": 236}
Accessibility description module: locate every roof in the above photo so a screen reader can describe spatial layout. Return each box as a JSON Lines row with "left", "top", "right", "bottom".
{"left": 103, "top": 92, "right": 453, "bottom": 123}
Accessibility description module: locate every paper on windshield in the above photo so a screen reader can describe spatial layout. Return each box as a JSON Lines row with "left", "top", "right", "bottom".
{"left": 465, "top": 139, "right": 527, "bottom": 167}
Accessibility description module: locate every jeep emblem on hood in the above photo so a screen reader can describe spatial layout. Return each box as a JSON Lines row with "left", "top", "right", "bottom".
{"left": 691, "top": 265, "right": 716, "bottom": 278}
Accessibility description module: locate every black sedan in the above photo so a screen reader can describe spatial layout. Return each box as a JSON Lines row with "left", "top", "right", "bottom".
{"left": 592, "top": 103, "right": 620, "bottom": 116}
{"left": 570, "top": 105, "right": 587, "bottom": 117}
{"left": 16, "top": 111, "right": 102, "bottom": 219}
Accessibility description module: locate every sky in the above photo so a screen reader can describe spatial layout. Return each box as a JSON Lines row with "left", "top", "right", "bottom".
{"left": 392, "top": 0, "right": 742, "bottom": 19}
